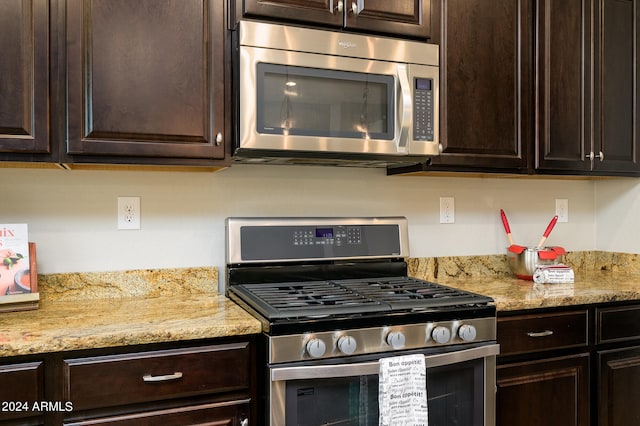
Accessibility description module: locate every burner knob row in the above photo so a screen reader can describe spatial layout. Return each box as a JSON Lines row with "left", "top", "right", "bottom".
{"left": 305, "top": 323, "right": 479, "bottom": 358}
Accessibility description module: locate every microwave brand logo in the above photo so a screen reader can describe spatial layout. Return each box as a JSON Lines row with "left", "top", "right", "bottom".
{"left": 338, "top": 41, "right": 357, "bottom": 49}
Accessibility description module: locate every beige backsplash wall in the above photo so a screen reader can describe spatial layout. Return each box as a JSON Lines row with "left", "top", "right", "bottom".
{"left": 0, "top": 164, "right": 635, "bottom": 276}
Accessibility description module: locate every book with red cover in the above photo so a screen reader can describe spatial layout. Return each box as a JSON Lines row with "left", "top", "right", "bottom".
{"left": 0, "top": 224, "right": 38, "bottom": 312}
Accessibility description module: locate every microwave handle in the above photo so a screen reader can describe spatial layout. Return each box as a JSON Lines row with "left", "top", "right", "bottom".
{"left": 397, "top": 64, "right": 412, "bottom": 151}
{"left": 271, "top": 344, "right": 500, "bottom": 382}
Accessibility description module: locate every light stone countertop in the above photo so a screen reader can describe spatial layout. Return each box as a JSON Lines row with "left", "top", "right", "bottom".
{"left": 0, "top": 267, "right": 261, "bottom": 357}
{"left": 2, "top": 252, "right": 640, "bottom": 358}
{"left": 408, "top": 251, "right": 640, "bottom": 312}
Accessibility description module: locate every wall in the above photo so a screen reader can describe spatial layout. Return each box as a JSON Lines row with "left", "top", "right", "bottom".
{"left": 0, "top": 165, "right": 600, "bottom": 278}
{"left": 595, "top": 178, "right": 640, "bottom": 252}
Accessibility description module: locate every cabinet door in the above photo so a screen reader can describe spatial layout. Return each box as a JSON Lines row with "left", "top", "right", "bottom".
{"left": 593, "top": 0, "right": 640, "bottom": 174}
{"left": 535, "top": 0, "right": 593, "bottom": 173}
{"left": 243, "top": 0, "right": 342, "bottom": 27}
{"left": 0, "top": 361, "right": 44, "bottom": 423}
{"left": 345, "top": 1, "right": 430, "bottom": 39}
{"left": 497, "top": 354, "right": 590, "bottom": 426}
{"left": 427, "top": 0, "right": 533, "bottom": 172}
{"left": 65, "top": 0, "right": 226, "bottom": 163}
{"left": 599, "top": 346, "right": 640, "bottom": 426}
{"left": 0, "top": 0, "right": 52, "bottom": 158}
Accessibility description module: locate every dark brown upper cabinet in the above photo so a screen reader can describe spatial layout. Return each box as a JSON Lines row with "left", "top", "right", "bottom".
{"left": 240, "top": 0, "right": 430, "bottom": 39}
{"left": 0, "top": 0, "right": 54, "bottom": 162}
{"left": 535, "top": 0, "right": 593, "bottom": 174}
{"left": 536, "top": 0, "right": 640, "bottom": 176}
{"left": 392, "top": 0, "right": 640, "bottom": 177}
{"left": 420, "top": 0, "right": 533, "bottom": 173}
{"left": 63, "top": 0, "right": 228, "bottom": 167}
{"left": 592, "top": 0, "right": 640, "bottom": 175}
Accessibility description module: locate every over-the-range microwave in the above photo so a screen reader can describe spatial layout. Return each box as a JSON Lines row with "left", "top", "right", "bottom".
{"left": 232, "top": 20, "right": 440, "bottom": 168}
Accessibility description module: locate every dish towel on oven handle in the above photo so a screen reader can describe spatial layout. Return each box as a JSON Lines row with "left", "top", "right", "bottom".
{"left": 379, "top": 353, "right": 428, "bottom": 426}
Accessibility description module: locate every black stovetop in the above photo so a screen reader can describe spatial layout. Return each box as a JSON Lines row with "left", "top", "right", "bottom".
{"left": 227, "top": 275, "right": 495, "bottom": 335}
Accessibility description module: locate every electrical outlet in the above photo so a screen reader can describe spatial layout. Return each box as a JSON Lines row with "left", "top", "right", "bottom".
{"left": 556, "top": 198, "right": 569, "bottom": 223}
{"left": 440, "top": 197, "right": 455, "bottom": 224}
{"left": 117, "top": 196, "right": 141, "bottom": 230}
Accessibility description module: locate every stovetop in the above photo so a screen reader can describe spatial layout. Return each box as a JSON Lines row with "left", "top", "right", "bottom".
{"left": 227, "top": 275, "right": 496, "bottom": 337}
{"left": 230, "top": 276, "right": 493, "bottom": 320}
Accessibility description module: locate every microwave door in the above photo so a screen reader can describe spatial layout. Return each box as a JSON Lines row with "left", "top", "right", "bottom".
{"left": 239, "top": 46, "right": 409, "bottom": 157}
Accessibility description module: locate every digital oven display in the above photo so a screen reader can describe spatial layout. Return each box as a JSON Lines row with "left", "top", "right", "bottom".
{"left": 315, "top": 228, "right": 334, "bottom": 238}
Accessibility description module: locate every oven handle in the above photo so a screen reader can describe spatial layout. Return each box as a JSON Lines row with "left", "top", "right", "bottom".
{"left": 271, "top": 344, "right": 500, "bottom": 382}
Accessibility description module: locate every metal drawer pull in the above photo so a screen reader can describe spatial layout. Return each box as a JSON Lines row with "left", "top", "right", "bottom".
{"left": 527, "top": 330, "right": 554, "bottom": 338}
{"left": 142, "top": 372, "right": 183, "bottom": 382}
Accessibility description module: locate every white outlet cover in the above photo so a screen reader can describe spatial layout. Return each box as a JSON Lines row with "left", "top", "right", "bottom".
{"left": 117, "top": 196, "right": 141, "bottom": 230}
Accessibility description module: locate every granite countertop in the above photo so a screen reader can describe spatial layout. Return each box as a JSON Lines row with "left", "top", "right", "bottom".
{"left": 0, "top": 268, "right": 261, "bottom": 358}
{"left": 408, "top": 251, "right": 640, "bottom": 312}
{"left": 3, "top": 252, "right": 640, "bottom": 358}
{"left": 434, "top": 271, "right": 640, "bottom": 312}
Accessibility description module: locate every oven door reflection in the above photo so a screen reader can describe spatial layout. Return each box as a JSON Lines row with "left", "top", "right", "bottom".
{"left": 270, "top": 344, "right": 499, "bottom": 426}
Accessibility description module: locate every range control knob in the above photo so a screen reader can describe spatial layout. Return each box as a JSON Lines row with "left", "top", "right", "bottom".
{"left": 458, "top": 324, "right": 478, "bottom": 342}
{"left": 305, "top": 338, "right": 327, "bottom": 358}
{"left": 337, "top": 335, "right": 358, "bottom": 355}
{"left": 386, "top": 331, "right": 406, "bottom": 350}
{"left": 432, "top": 326, "right": 452, "bottom": 344}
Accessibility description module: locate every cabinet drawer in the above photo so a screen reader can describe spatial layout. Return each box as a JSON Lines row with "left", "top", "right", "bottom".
{"left": 597, "top": 305, "right": 640, "bottom": 344}
{"left": 64, "top": 342, "right": 250, "bottom": 411}
{"left": 65, "top": 400, "right": 250, "bottom": 426}
{"left": 498, "top": 310, "right": 589, "bottom": 356}
{"left": 0, "top": 361, "right": 44, "bottom": 421}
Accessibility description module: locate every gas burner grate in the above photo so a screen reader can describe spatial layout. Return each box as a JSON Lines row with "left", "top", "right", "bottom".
{"left": 233, "top": 281, "right": 389, "bottom": 319}
{"left": 337, "top": 276, "right": 492, "bottom": 309}
{"left": 230, "top": 276, "right": 493, "bottom": 320}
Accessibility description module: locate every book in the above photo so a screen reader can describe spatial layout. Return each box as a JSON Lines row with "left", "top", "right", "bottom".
{"left": 0, "top": 224, "right": 39, "bottom": 312}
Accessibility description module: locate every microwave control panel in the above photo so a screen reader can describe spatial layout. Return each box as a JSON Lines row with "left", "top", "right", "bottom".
{"left": 413, "top": 78, "right": 434, "bottom": 141}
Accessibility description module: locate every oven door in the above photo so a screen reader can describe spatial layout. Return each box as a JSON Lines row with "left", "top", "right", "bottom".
{"left": 238, "top": 45, "right": 439, "bottom": 158}
{"left": 270, "top": 344, "right": 499, "bottom": 426}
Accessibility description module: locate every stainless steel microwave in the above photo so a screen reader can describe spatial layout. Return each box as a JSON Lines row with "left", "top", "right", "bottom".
{"left": 233, "top": 20, "right": 440, "bottom": 168}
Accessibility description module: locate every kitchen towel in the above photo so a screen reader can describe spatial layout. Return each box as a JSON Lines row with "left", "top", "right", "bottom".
{"left": 379, "top": 353, "right": 428, "bottom": 426}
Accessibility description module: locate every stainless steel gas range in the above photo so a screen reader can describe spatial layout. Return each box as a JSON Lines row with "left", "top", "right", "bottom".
{"left": 225, "top": 217, "right": 498, "bottom": 426}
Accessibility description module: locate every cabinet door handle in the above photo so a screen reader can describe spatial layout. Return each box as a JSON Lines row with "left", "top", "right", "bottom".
{"left": 336, "top": 1, "right": 343, "bottom": 12}
{"left": 585, "top": 151, "right": 604, "bottom": 161}
{"left": 240, "top": 419, "right": 249, "bottom": 426}
{"left": 142, "top": 372, "right": 183, "bottom": 382}
{"left": 527, "top": 330, "right": 554, "bottom": 338}
{"left": 350, "top": 2, "right": 359, "bottom": 14}
{"left": 215, "top": 132, "right": 223, "bottom": 146}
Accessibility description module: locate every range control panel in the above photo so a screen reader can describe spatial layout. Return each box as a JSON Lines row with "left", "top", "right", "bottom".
{"left": 226, "top": 217, "right": 409, "bottom": 264}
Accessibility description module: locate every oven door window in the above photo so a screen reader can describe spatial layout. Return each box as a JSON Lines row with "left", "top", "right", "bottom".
{"left": 283, "top": 358, "right": 485, "bottom": 426}
{"left": 256, "top": 63, "right": 395, "bottom": 141}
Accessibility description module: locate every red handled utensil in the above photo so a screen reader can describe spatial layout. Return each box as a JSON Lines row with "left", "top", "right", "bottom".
{"left": 536, "top": 215, "right": 559, "bottom": 248}
{"left": 500, "top": 209, "right": 526, "bottom": 254}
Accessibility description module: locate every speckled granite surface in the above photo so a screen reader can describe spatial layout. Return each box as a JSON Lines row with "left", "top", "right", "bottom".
{"left": 37, "top": 267, "right": 220, "bottom": 301}
{"left": 0, "top": 267, "right": 261, "bottom": 357}
{"left": 408, "top": 251, "right": 640, "bottom": 312}
{"left": 3, "top": 252, "right": 640, "bottom": 357}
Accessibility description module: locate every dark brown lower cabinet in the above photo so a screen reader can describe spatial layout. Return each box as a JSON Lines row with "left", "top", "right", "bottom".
{"left": 0, "top": 361, "right": 44, "bottom": 425}
{"left": 497, "top": 354, "right": 590, "bottom": 426}
{"left": 63, "top": 400, "right": 249, "bottom": 426}
{"left": 62, "top": 341, "right": 253, "bottom": 425}
{"left": 0, "top": 337, "right": 256, "bottom": 426}
{"left": 598, "top": 346, "right": 640, "bottom": 426}
{"left": 496, "top": 308, "right": 590, "bottom": 426}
